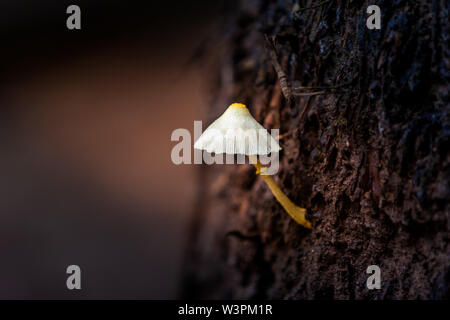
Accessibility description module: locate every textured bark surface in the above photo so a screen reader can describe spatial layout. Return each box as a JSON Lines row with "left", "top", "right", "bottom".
{"left": 183, "top": 0, "right": 449, "bottom": 299}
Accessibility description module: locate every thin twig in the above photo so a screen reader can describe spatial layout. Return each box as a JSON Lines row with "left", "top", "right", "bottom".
{"left": 293, "top": 91, "right": 326, "bottom": 96}
{"left": 294, "top": 0, "right": 332, "bottom": 13}
{"left": 265, "top": 35, "right": 292, "bottom": 100}
{"left": 265, "top": 34, "right": 354, "bottom": 101}
{"left": 293, "top": 78, "right": 354, "bottom": 91}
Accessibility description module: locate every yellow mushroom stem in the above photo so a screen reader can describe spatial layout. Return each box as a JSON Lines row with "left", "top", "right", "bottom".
{"left": 249, "top": 156, "right": 312, "bottom": 229}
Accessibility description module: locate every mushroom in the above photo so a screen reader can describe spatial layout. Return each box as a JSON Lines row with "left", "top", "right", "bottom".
{"left": 194, "top": 103, "right": 311, "bottom": 229}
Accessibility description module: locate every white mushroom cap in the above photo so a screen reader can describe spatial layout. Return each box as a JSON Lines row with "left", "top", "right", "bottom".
{"left": 194, "top": 103, "right": 282, "bottom": 155}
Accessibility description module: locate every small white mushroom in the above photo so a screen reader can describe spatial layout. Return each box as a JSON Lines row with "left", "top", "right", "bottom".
{"left": 194, "top": 103, "right": 311, "bottom": 229}
{"left": 194, "top": 103, "right": 281, "bottom": 155}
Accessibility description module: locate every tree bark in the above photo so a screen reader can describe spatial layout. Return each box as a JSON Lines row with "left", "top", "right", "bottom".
{"left": 183, "top": 0, "right": 449, "bottom": 299}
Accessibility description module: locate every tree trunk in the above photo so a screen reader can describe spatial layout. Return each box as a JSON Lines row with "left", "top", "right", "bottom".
{"left": 183, "top": 0, "right": 449, "bottom": 299}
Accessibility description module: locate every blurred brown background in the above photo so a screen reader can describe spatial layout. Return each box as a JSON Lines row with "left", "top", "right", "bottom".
{"left": 0, "top": 0, "right": 231, "bottom": 298}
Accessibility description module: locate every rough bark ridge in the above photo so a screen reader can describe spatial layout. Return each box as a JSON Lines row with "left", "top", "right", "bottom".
{"left": 183, "top": 0, "right": 449, "bottom": 299}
